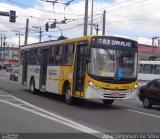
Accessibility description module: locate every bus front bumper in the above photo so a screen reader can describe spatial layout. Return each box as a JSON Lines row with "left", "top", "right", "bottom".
{"left": 84, "top": 86, "right": 137, "bottom": 100}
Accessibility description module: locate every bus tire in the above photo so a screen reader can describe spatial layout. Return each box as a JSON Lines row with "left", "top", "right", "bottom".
{"left": 64, "top": 84, "right": 73, "bottom": 105}
{"left": 143, "top": 97, "right": 152, "bottom": 109}
{"left": 30, "top": 78, "right": 36, "bottom": 93}
{"left": 103, "top": 99, "right": 114, "bottom": 106}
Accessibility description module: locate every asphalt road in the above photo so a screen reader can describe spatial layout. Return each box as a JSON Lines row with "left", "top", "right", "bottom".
{"left": 0, "top": 70, "right": 160, "bottom": 139}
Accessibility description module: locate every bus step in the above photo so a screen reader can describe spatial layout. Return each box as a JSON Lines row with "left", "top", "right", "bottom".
{"left": 40, "top": 89, "right": 45, "bottom": 92}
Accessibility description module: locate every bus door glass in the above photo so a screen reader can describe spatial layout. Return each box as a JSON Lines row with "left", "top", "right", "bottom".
{"left": 40, "top": 48, "right": 49, "bottom": 89}
{"left": 73, "top": 41, "right": 88, "bottom": 94}
{"left": 22, "top": 50, "right": 29, "bottom": 85}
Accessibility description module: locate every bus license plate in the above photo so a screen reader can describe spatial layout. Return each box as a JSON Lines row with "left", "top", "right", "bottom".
{"left": 111, "top": 92, "right": 120, "bottom": 97}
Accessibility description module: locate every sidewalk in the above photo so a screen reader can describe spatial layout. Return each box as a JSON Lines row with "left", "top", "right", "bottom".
{"left": 0, "top": 69, "right": 9, "bottom": 77}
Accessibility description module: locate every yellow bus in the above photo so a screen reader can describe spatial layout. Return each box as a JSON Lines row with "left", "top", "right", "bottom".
{"left": 19, "top": 35, "right": 138, "bottom": 105}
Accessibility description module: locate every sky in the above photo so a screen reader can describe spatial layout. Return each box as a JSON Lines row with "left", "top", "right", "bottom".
{"left": 0, "top": 0, "right": 160, "bottom": 47}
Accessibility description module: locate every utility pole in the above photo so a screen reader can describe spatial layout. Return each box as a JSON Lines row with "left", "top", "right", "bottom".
{"left": 0, "top": 37, "right": 2, "bottom": 47}
{"left": 24, "top": 18, "right": 29, "bottom": 46}
{"left": 0, "top": 37, "right": 2, "bottom": 60}
{"left": 90, "top": 0, "right": 94, "bottom": 35}
{"left": 39, "top": 27, "right": 42, "bottom": 42}
{"left": 18, "top": 31, "right": 20, "bottom": 47}
{"left": 32, "top": 26, "right": 42, "bottom": 42}
{"left": 3, "top": 36, "right": 6, "bottom": 60}
{"left": 18, "top": 31, "right": 21, "bottom": 60}
{"left": 84, "top": 0, "right": 88, "bottom": 36}
{"left": 94, "top": 24, "right": 99, "bottom": 35}
{"left": 3, "top": 36, "right": 6, "bottom": 47}
{"left": 102, "top": 10, "right": 106, "bottom": 35}
{"left": 15, "top": 30, "right": 21, "bottom": 48}
{"left": 152, "top": 37, "right": 159, "bottom": 46}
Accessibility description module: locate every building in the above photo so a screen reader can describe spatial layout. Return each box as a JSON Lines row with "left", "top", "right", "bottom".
{"left": 0, "top": 47, "right": 19, "bottom": 64}
{"left": 138, "top": 44, "right": 160, "bottom": 60}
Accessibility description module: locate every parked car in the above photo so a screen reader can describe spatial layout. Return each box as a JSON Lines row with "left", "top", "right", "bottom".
{"left": 0, "top": 64, "right": 2, "bottom": 70}
{"left": 3, "top": 63, "right": 12, "bottom": 70}
{"left": 10, "top": 67, "right": 18, "bottom": 81}
{"left": 138, "top": 79, "right": 160, "bottom": 109}
{"left": 6, "top": 64, "right": 18, "bottom": 72}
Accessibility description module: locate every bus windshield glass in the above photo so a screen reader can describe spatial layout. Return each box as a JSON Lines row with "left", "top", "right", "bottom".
{"left": 88, "top": 37, "right": 138, "bottom": 79}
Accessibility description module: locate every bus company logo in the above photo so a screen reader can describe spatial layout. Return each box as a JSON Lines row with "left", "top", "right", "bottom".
{"left": 49, "top": 69, "right": 57, "bottom": 76}
{"left": 60, "top": 70, "right": 66, "bottom": 76}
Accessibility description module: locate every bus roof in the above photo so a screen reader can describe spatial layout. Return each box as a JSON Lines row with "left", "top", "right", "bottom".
{"left": 140, "top": 60, "right": 160, "bottom": 65}
{"left": 21, "top": 36, "right": 93, "bottom": 50}
{"left": 20, "top": 35, "right": 137, "bottom": 50}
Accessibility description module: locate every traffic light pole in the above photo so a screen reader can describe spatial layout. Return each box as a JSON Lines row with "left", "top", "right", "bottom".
{"left": 0, "top": 11, "right": 16, "bottom": 22}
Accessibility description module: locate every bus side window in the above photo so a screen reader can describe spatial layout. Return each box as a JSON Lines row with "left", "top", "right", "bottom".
{"left": 49, "top": 46, "right": 55, "bottom": 65}
{"left": 139, "top": 64, "right": 143, "bottom": 73}
{"left": 153, "top": 65, "right": 160, "bottom": 74}
{"left": 143, "top": 64, "right": 153, "bottom": 74}
{"left": 63, "top": 44, "right": 74, "bottom": 65}
{"left": 55, "top": 45, "right": 63, "bottom": 65}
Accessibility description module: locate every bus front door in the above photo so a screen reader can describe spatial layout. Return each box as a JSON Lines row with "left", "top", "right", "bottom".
{"left": 22, "top": 51, "right": 29, "bottom": 85}
{"left": 73, "top": 43, "right": 88, "bottom": 96}
{"left": 40, "top": 48, "right": 49, "bottom": 90}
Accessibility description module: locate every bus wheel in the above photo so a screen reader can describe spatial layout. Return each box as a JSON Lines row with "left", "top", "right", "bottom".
{"left": 143, "top": 97, "right": 152, "bottom": 109}
{"left": 103, "top": 99, "right": 114, "bottom": 106}
{"left": 64, "top": 85, "right": 73, "bottom": 105}
{"left": 30, "top": 78, "right": 36, "bottom": 93}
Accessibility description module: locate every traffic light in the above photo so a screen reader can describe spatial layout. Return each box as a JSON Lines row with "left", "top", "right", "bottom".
{"left": 51, "top": 22, "right": 56, "bottom": 29}
{"left": 9, "top": 10, "right": 16, "bottom": 23}
{"left": 45, "top": 23, "right": 49, "bottom": 32}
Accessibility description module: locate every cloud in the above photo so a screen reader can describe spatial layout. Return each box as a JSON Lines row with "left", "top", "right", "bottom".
{"left": 137, "top": 37, "right": 152, "bottom": 45}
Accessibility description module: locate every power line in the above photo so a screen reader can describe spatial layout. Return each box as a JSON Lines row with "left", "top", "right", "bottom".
{"left": 107, "top": 20, "right": 160, "bottom": 26}
{"left": 107, "top": 30, "right": 151, "bottom": 38}
{"left": 94, "top": 0, "right": 149, "bottom": 14}
{"left": 6, "top": 0, "right": 83, "bottom": 16}
{"left": 94, "top": 0, "right": 133, "bottom": 12}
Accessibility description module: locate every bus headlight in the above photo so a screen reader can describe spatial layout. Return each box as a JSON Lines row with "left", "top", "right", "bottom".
{"left": 88, "top": 81, "right": 93, "bottom": 86}
{"left": 88, "top": 81, "right": 101, "bottom": 90}
{"left": 129, "top": 85, "right": 138, "bottom": 92}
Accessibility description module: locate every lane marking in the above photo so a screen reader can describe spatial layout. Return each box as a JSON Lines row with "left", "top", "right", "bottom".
{"left": 0, "top": 91, "right": 114, "bottom": 138}
{"left": 114, "top": 105, "right": 160, "bottom": 118}
{"left": 1, "top": 89, "right": 160, "bottom": 119}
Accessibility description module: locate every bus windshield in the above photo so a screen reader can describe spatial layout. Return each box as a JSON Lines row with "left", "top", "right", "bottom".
{"left": 88, "top": 48, "right": 138, "bottom": 79}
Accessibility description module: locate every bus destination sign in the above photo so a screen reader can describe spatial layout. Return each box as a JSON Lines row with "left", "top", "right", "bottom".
{"left": 92, "top": 37, "right": 137, "bottom": 48}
